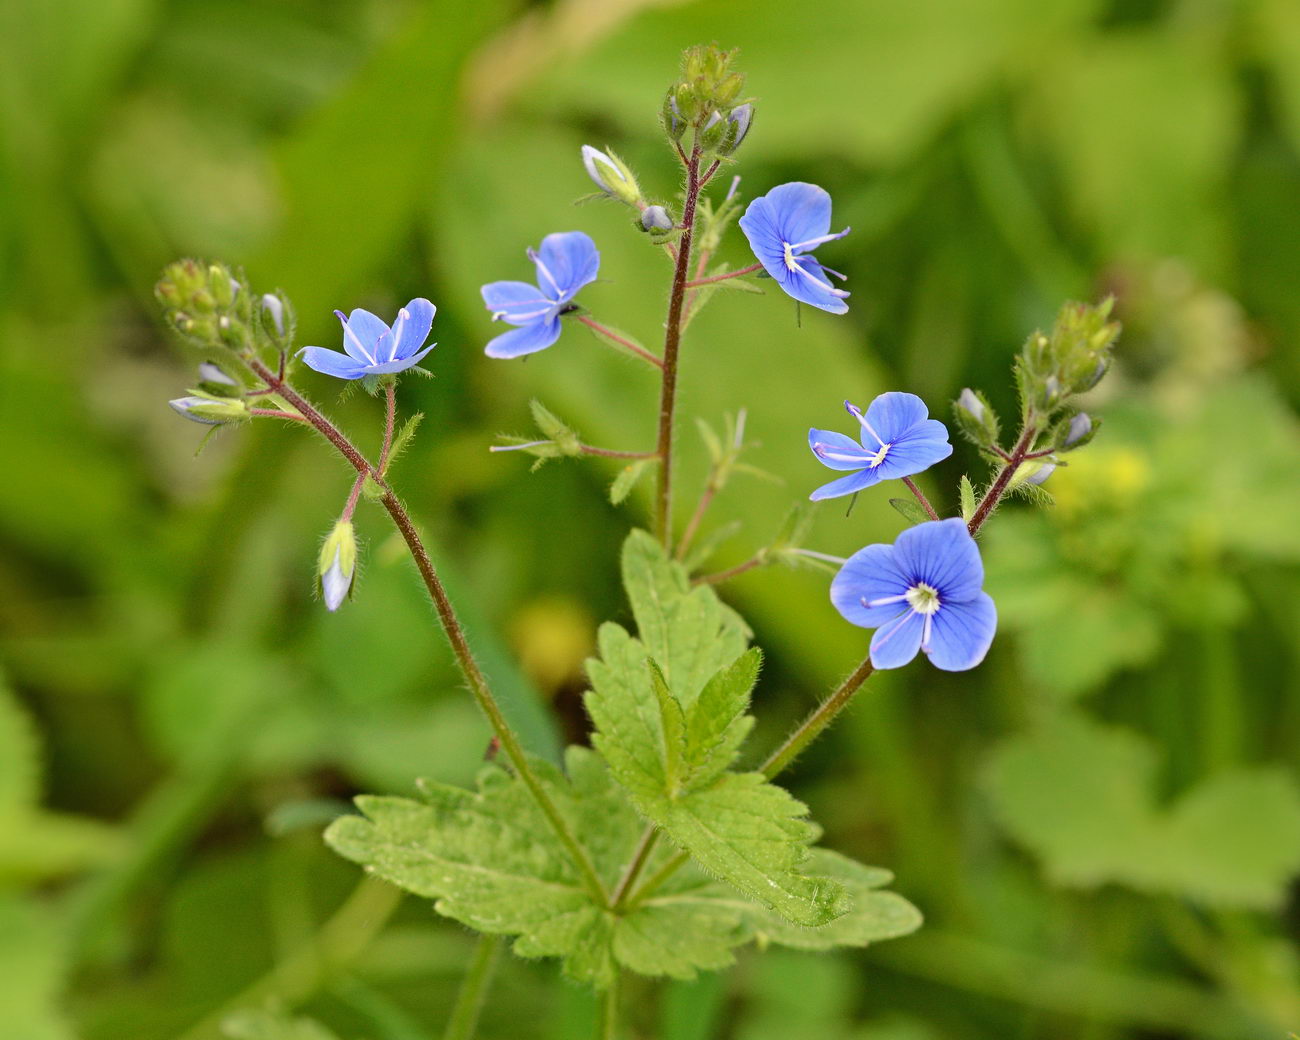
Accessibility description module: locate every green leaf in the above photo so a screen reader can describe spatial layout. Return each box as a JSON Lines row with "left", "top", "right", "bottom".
{"left": 984, "top": 711, "right": 1300, "bottom": 907}
{"left": 888, "top": 496, "right": 930, "bottom": 526}
{"left": 648, "top": 660, "right": 687, "bottom": 792}
{"left": 609, "top": 458, "right": 653, "bottom": 505}
{"left": 530, "top": 399, "right": 581, "bottom": 454}
{"left": 382, "top": 411, "right": 424, "bottom": 476}
{"left": 0, "top": 897, "right": 74, "bottom": 1040}
{"left": 360, "top": 474, "right": 385, "bottom": 502}
{"left": 959, "top": 475, "right": 976, "bottom": 522}
{"left": 327, "top": 747, "right": 750, "bottom": 985}
{"left": 585, "top": 532, "right": 845, "bottom": 926}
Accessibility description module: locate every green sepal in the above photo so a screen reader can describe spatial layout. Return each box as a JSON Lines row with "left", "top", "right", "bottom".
{"left": 889, "top": 497, "right": 930, "bottom": 526}
{"left": 610, "top": 459, "right": 654, "bottom": 505}
{"left": 959, "top": 475, "right": 977, "bottom": 523}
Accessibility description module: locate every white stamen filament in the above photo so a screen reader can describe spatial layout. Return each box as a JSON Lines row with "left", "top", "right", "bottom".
{"left": 845, "top": 402, "right": 887, "bottom": 447}
{"left": 863, "top": 593, "right": 908, "bottom": 608}
{"left": 528, "top": 249, "right": 563, "bottom": 297}
{"left": 813, "top": 444, "right": 869, "bottom": 465}
{"left": 493, "top": 304, "right": 555, "bottom": 324}
{"left": 788, "top": 227, "right": 850, "bottom": 252}
{"left": 335, "top": 311, "right": 377, "bottom": 364}
{"left": 386, "top": 306, "right": 410, "bottom": 362}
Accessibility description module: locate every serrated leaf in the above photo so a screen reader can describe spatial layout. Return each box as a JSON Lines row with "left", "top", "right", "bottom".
{"left": 585, "top": 533, "right": 845, "bottom": 926}
{"left": 888, "top": 497, "right": 930, "bottom": 526}
{"left": 648, "top": 660, "right": 687, "bottom": 792}
{"left": 959, "top": 475, "right": 976, "bottom": 522}
{"left": 327, "top": 746, "right": 748, "bottom": 985}
{"left": 0, "top": 897, "right": 74, "bottom": 1040}
{"left": 683, "top": 648, "right": 760, "bottom": 790}
{"left": 610, "top": 458, "right": 652, "bottom": 505}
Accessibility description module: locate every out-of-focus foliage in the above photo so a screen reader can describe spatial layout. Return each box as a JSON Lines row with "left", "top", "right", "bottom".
{"left": 2, "top": 0, "right": 1299, "bottom": 1037}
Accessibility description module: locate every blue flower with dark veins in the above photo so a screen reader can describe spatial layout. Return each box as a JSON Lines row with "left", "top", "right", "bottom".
{"left": 739, "top": 182, "right": 850, "bottom": 313}
{"left": 299, "top": 298, "right": 436, "bottom": 380}
{"left": 831, "top": 518, "right": 997, "bottom": 671}
{"left": 809, "top": 392, "right": 952, "bottom": 500}
{"left": 481, "top": 232, "right": 600, "bottom": 359}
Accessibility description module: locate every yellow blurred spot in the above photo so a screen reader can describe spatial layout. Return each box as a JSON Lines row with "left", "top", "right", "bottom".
{"left": 509, "top": 597, "right": 596, "bottom": 695}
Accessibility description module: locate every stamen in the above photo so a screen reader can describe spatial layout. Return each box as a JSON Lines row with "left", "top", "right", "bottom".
{"left": 813, "top": 443, "right": 869, "bottom": 465}
{"left": 786, "top": 256, "right": 849, "bottom": 296}
{"left": 863, "top": 593, "right": 908, "bottom": 608}
{"left": 870, "top": 609, "right": 915, "bottom": 651}
{"left": 492, "top": 304, "right": 555, "bottom": 324}
{"left": 820, "top": 264, "right": 848, "bottom": 282}
{"left": 921, "top": 612, "right": 934, "bottom": 652}
{"left": 386, "top": 306, "right": 410, "bottom": 362}
{"left": 334, "top": 310, "right": 377, "bottom": 364}
{"left": 788, "top": 226, "right": 851, "bottom": 252}
{"left": 528, "top": 249, "right": 563, "bottom": 297}
{"left": 844, "top": 401, "right": 887, "bottom": 447}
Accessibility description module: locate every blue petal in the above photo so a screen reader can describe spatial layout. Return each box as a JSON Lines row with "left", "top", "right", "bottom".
{"left": 809, "top": 467, "right": 880, "bottom": 501}
{"left": 892, "top": 519, "right": 984, "bottom": 602}
{"left": 299, "top": 346, "right": 369, "bottom": 380}
{"left": 864, "top": 392, "right": 929, "bottom": 444}
{"left": 363, "top": 342, "right": 437, "bottom": 375}
{"left": 925, "top": 592, "right": 997, "bottom": 671}
{"left": 809, "top": 428, "right": 874, "bottom": 471}
{"left": 870, "top": 610, "right": 925, "bottom": 669}
{"left": 387, "top": 298, "right": 435, "bottom": 362}
{"left": 875, "top": 436, "right": 953, "bottom": 482}
{"left": 761, "top": 182, "right": 833, "bottom": 247}
{"left": 774, "top": 257, "right": 849, "bottom": 314}
{"left": 739, "top": 194, "right": 785, "bottom": 272}
{"left": 484, "top": 317, "right": 562, "bottom": 359}
{"left": 535, "top": 231, "right": 599, "bottom": 300}
{"left": 338, "top": 308, "right": 389, "bottom": 363}
{"left": 482, "top": 280, "right": 555, "bottom": 324}
{"left": 830, "top": 543, "right": 912, "bottom": 628}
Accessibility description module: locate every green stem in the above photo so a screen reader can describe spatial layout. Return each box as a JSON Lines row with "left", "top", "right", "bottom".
{"left": 654, "top": 145, "right": 704, "bottom": 550}
{"left": 600, "top": 972, "right": 620, "bottom": 1040}
{"left": 173, "top": 877, "right": 403, "bottom": 1040}
{"left": 442, "top": 935, "right": 503, "bottom": 1040}
{"left": 247, "top": 358, "right": 609, "bottom": 908}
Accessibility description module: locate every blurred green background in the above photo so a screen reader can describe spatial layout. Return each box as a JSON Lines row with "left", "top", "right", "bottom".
{"left": 3, "top": 0, "right": 1300, "bottom": 1037}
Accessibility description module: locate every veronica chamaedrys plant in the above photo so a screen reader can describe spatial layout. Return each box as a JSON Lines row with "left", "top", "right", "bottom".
{"left": 154, "top": 44, "right": 1120, "bottom": 1040}
{"left": 808, "top": 393, "right": 953, "bottom": 500}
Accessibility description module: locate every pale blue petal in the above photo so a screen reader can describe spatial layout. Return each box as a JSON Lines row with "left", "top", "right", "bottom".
{"left": 340, "top": 308, "right": 389, "bottom": 363}
{"left": 739, "top": 195, "right": 786, "bottom": 276}
{"left": 925, "top": 592, "right": 997, "bottom": 671}
{"left": 830, "top": 544, "right": 912, "bottom": 628}
{"left": 875, "top": 437, "right": 953, "bottom": 481}
{"left": 363, "top": 341, "right": 436, "bottom": 374}
{"left": 892, "top": 518, "right": 984, "bottom": 602}
{"left": 484, "top": 317, "right": 562, "bottom": 359}
{"left": 809, "top": 467, "right": 880, "bottom": 501}
{"left": 870, "top": 610, "right": 925, "bottom": 669}
{"left": 299, "top": 346, "right": 368, "bottom": 380}
{"left": 775, "top": 257, "right": 849, "bottom": 314}
{"left": 762, "top": 182, "right": 833, "bottom": 247}
{"left": 481, "top": 280, "right": 553, "bottom": 323}
{"left": 387, "top": 298, "right": 435, "bottom": 361}
{"left": 809, "top": 428, "right": 874, "bottom": 471}
{"left": 864, "top": 392, "right": 929, "bottom": 443}
{"left": 536, "top": 231, "right": 599, "bottom": 300}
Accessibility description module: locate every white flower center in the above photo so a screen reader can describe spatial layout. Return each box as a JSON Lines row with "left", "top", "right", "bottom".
{"left": 905, "top": 583, "right": 941, "bottom": 615}
{"left": 866, "top": 443, "right": 891, "bottom": 468}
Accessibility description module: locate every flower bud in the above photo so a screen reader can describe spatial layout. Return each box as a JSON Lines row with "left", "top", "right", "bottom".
{"left": 662, "top": 91, "right": 686, "bottom": 140}
{"left": 1010, "top": 459, "right": 1055, "bottom": 488}
{"left": 640, "top": 205, "right": 673, "bottom": 232}
{"left": 168, "top": 395, "right": 249, "bottom": 425}
{"left": 261, "top": 293, "right": 286, "bottom": 339}
{"left": 580, "top": 146, "right": 643, "bottom": 207}
{"left": 957, "top": 388, "right": 984, "bottom": 423}
{"left": 1025, "top": 461, "right": 1055, "bottom": 486}
{"left": 722, "top": 103, "right": 753, "bottom": 154}
{"left": 318, "top": 520, "right": 357, "bottom": 612}
{"left": 197, "top": 361, "right": 240, "bottom": 397}
{"left": 1063, "top": 412, "right": 1092, "bottom": 448}
{"left": 952, "top": 387, "right": 1000, "bottom": 448}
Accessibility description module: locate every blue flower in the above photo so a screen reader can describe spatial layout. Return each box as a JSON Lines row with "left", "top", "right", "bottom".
{"left": 481, "top": 232, "right": 600, "bottom": 359}
{"left": 831, "top": 518, "right": 997, "bottom": 671}
{"left": 738, "top": 182, "right": 850, "bottom": 314}
{"left": 299, "top": 298, "right": 436, "bottom": 380}
{"left": 809, "top": 392, "right": 952, "bottom": 501}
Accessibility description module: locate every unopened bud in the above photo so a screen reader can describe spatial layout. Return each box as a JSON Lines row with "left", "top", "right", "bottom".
{"left": 580, "top": 145, "right": 642, "bottom": 206}
{"left": 197, "top": 362, "right": 240, "bottom": 396}
{"left": 662, "top": 91, "right": 686, "bottom": 140}
{"left": 722, "top": 103, "right": 753, "bottom": 154}
{"left": 318, "top": 520, "right": 357, "bottom": 612}
{"left": 1063, "top": 413, "right": 1092, "bottom": 448}
{"left": 640, "top": 205, "right": 673, "bottom": 232}
{"left": 168, "top": 395, "right": 249, "bottom": 426}
{"left": 957, "top": 388, "right": 984, "bottom": 422}
{"left": 261, "top": 293, "right": 286, "bottom": 338}
{"left": 1025, "top": 461, "right": 1055, "bottom": 486}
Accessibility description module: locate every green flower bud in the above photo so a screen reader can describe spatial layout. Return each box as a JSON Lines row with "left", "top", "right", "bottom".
{"left": 580, "top": 146, "right": 643, "bottom": 207}
{"left": 168, "top": 395, "right": 250, "bottom": 425}
{"left": 318, "top": 520, "right": 357, "bottom": 611}
{"left": 952, "top": 387, "right": 1000, "bottom": 448}
{"left": 640, "top": 205, "right": 673, "bottom": 232}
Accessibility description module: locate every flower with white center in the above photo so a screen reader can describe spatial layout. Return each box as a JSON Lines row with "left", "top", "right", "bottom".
{"left": 831, "top": 518, "right": 997, "bottom": 671}
{"left": 738, "top": 182, "right": 851, "bottom": 313}
{"left": 480, "top": 232, "right": 600, "bottom": 359}
{"left": 808, "top": 392, "right": 953, "bottom": 500}
{"left": 298, "top": 299, "right": 436, "bottom": 380}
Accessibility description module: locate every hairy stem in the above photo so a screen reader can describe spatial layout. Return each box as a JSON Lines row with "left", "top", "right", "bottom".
{"left": 249, "top": 408, "right": 308, "bottom": 422}
{"left": 599, "top": 972, "right": 620, "bottom": 1040}
{"left": 576, "top": 314, "right": 664, "bottom": 369}
{"left": 654, "top": 145, "right": 703, "bottom": 549}
{"left": 683, "top": 261, "right": 762, "bottom": 288}
{"left": 675, "top": 477, "right": 718, "bottom": 561}
{"left": 693, "top": 554, "right": 765, "bottom": 587}
{"left": 968, "top": 426, "right": 1036, "bottom": 535}
{"left": 379, "top": 381, "right": 397, "bottom": 473}
{"left": 580, "top": 444, "right": 660, "bottom": 460}
{"left": 901, "top": 476, "right": 940, "bottom": 521}
{"left": 442, "top": 935, "right": 503, "bottom": 1040}
{"left": 246, "top": 358, "right": 609, "bottom": 907}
